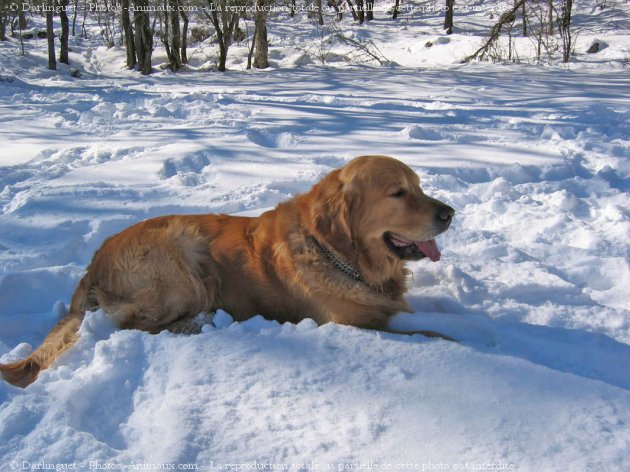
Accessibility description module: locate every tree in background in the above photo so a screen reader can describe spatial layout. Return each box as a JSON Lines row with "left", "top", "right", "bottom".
{"left": 527, "top": 0, "right": 560, "bottom": 61}
{"left": 204, "top": 0, "right": 241, "bottom": 71}
{"left": 344, "top": 0, "right": 359, "bottom": 21}
{"left": 365, "top": 0, "right": 373, "bottom": 21}
{"left": 59, "top": 0, "right": 70, "bottom": 64}
{"left": 356, "top": 0, "right": 364, "bottom": 24}
{"left": 0, "top": 0, "right": 9, "bottom": 41}
{"left": 253, "top": 0, "right": 269, "bottom": 68}
{"left": 444, "top": 0, "right": 455, "bottom": 35}
{"left": 556, "top": 0, "right": 574, "bottom": 62}
{"left": 392, "top": 0, "right": 400, "bottom": 20}
{"left": 354, "top": 0, "right": 375, "bottom": 23}
{"left": 180, "top": 8, "right": 189, "bottom": 64}
{"left": 161, "top": 0, "right": 185, "bottom": 71}
{"left": 463, "top": 0, "right": 525, "bottom": 62}
{"left": 6, "top": 0, "right": 587, "bottom": 74}
{"left": 134, "top": 0, "right": 154, "bottom": 74}
{"left": 46, "top": 0, "right": 56, "bottom": 70}
{"left": 464, "top": 0, "right": 577, "bottom": 64}
{"left": 121, "top": 0, "right": 137, "bottom": 69}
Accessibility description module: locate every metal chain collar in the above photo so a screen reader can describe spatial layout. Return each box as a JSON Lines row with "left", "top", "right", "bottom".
{"left": 309, "top": 236, "right": 362, "bottom": 282}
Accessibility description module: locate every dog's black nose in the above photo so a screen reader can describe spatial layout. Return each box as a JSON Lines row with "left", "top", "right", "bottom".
{"left": 436, "top": 205, "right": 455, "bottom": 225}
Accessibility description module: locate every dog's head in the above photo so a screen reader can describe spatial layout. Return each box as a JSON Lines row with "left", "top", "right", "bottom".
{"left": 305, "top": 156, "right": 454, "bottom": 286}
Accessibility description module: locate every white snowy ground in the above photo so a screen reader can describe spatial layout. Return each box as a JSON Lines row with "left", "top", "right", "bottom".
{"left": 1, "top": 1, "right": 630, "bottom": 470}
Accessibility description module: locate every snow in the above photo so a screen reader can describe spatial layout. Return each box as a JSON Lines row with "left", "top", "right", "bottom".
{"left": 1, "top": 0, "right": 630, "bottom": 469}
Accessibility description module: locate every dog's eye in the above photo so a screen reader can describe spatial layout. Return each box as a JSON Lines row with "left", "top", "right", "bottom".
{"left": 390, "top": 189, "right": 406, "bottom": 198}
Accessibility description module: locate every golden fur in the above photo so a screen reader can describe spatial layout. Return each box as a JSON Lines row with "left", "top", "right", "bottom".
{"left": 0, "top": 156, "right": 454, "bottom": 387}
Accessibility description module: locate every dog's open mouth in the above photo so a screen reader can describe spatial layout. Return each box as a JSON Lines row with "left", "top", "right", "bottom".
{"left": 383, "top": 232, "right": 441, "bottom": 261}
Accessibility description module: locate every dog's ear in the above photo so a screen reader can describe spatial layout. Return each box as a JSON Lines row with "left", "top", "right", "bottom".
{"left": 310, "top": 169, "right": 356, "bottom": 254}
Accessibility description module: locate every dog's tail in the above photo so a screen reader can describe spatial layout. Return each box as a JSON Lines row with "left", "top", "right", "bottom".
{"left": 0, "top": 276, "right": 91, "bottom": 388}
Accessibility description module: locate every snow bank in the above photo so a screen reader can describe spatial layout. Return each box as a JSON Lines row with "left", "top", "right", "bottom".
{"left": 2, "top": 311, "right": 629, "bottom": 469}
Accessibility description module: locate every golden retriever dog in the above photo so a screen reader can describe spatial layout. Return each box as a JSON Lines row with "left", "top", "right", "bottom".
{"left": 0, "top": 156, "right": 454, "bottom": 388}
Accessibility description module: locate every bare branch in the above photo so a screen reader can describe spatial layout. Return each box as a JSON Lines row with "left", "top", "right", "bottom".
{"left": 463, "top": 0, "right": 526, "bottom": 63}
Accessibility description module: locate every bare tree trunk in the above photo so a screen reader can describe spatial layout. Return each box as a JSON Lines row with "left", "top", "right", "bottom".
{"left": 557, "top": 0, "right": 574, "bottom": 62}
{"left": 548, "top": 0, "right": 554, "bottom": 35}
{"left": 59, "top": 0, "right": 70, "bottom": 64}
{"left": 392, "top": 0, "right": 400, "bottom": 20}
{"left": 522, "top": 1, "right": 527, "bottom": 37}
{"left": 46, "top": 4, "right": 57, "bottom": 70}
{"left": 180, "top": 9, "right": 189, "bottom": 64}
{"left": 208, "top": 3, "right": 226, "bottom": 70}
{"left": 253, "top": 0, "right": 269, "bottom": 69}
{"left": 171, "top": 0, "right": 182, "bottom": 69}
{"left": 0, "top": 7, "right": 8, "bottom": 41}
{"left": 365, "top": 0, "right": 373, "bottom": 21}
{"left": 0, "top": 13, "right": 6, "bottom": 42}
{"left": 345, "top": 0, "right": 358, "bottom": 21}
{"left": 205, "top": 0, "right": 236, "bottom": 72}
{"left": 316, "top": 0, "right": 324, "bottom": 25}
{"left": 164, "top": 0, "right": 182, "bottom": 71}
{"left": 81, "top": 0, "right": 89, "bottom": 37}
{"left": 19, "top": 5, "right": 28, "bottom": 30}
{"left": 16, "top": 4, "right": 28, "bottom": 53}
{"left": 561, "top": 0, "right": 572, "bottom": 27}
{"left": 134, "top": 0, "right": 153, "bottom": 75}
{"left": 247, "top": 20, "right": 256, "bottom": 69}
{"left": 217, "top": 36, "right": 228, "bottom": 71}
{"left": 328, "top": 0, "right": 343, "bottom": 21}
{"left": 444, "top": 0, "right": 454, "bottom": 34}
{"left": 121, "top": 0, "right": 136, "bottom": 69}
{"left": 71, "top": 0, "right": 78, "bottom": 36}
{"left": 356, "top": 0, "right": 365, "bottom": 23}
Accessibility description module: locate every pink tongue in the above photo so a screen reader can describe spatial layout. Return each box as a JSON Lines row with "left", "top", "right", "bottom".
{"left": 415, "top": 239, "right": 441, "bottom": 262}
